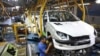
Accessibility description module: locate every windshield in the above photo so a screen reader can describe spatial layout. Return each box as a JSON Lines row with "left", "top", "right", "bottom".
{"left": 48, "top": 11, "right": 78, "bottom": 22}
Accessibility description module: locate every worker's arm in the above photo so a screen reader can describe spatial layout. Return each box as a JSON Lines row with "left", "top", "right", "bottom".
{"left": 45, "top": 43, "right": 52, "bottom": 54}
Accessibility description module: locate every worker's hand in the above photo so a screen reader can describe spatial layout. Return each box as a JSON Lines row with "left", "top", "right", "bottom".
{"left": 48, "top": 42, "right": 52, "bottom": 48}
{"left": 47, "top": 35, "right": 52, "bottom": 42}
{"left": 48, "top": 35, "right": 52, "bottom": 39}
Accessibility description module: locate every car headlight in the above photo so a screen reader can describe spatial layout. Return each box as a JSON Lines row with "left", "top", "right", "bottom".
{"left": 56, "top": 31, "right": 69, "bottom": 39}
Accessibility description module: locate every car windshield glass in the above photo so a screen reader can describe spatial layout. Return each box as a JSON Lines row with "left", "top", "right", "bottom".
{"left": 48, "top": 11, "right": 78, "bottom": 22}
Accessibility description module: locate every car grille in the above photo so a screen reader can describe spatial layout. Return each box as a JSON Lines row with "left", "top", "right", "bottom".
{"left": 70, "top": 35, "right": 89, "bottom": 41}
{"left": 55, "top": 35, "right": 90, "bottom": 46}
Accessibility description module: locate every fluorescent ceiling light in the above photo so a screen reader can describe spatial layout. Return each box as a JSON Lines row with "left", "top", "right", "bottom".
{"left": 15, "top": 6, "right": 20, "bottom": 9}
{"left": 54, "top": 7, "right": 60, "bottom": 9}
{"left": 79, "top": 3, "right": 90, "bottom": 5}
{"left": 15, "top": 0, "right": 18, "bottom": 1}
{"left": 96, "top": 0, "right": 100, "bottom": 4}
{"left": 12, "top": 7, "right": 16, "bottom": 11}
{"left": 54, "top": 5, "right": 68, "bottom": 8}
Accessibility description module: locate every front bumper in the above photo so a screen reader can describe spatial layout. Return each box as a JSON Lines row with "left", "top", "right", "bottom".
{"left": 53, "top": 39, "right": 95, "bottom": 50}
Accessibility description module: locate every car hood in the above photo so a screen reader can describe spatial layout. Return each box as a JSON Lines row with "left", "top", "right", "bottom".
{"left": 49, "top": 21, "right": 94, "bottom": 37}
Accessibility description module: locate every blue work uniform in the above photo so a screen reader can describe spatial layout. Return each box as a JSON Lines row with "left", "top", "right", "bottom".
{"left": 38, "top": 42, "right": 47, "bottom": 56}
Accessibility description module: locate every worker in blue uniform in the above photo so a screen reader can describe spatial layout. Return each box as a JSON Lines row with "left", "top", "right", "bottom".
{"left": 38, "top": 36, "right": 52, "bottom": 56}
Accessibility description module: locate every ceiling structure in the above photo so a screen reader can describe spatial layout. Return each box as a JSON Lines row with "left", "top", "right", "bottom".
{"left": 0, "top": 0, "right": 96, "bottom": 16}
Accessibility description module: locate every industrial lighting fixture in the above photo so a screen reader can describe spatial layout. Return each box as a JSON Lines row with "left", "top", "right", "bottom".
{"left": 54, "top": 7, "right": 60, "bottom": 9}
{"left": 96, "top": 0, "right": 100, "bottom": 4}
{"left": 15, "top": 0, "right": 18, "bottom": 1}
{"left": 79, "top": 3, "right": 90, "bottom": 5}
{"left": 15, "top": 6, "right": 20, "bottom": 10}
{"left": 11, "top": 7, "right": 16, "bottom": 11}
{"left": 54, "top": 5, "right": 68, "bottom": 9}
{"left": 11, "top": 6, "right": 20, "bottom": 11}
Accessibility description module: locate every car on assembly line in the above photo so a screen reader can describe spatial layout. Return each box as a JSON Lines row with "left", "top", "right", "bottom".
{"left": 37, "top": 10, "right": 97, "bottom": 50}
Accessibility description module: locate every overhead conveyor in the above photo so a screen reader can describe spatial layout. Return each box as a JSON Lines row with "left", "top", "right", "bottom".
{"left": 25, "top": 0, "right": 95, "bottom": 36}
{"left": 25, "top": 0, "right": 96, "bottom": 37}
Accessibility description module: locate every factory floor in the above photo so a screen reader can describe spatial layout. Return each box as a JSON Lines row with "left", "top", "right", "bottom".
{"left": 0, "top": 33, "right": 26, "bottom": 56}
{"left": 1, "top": 33, "right": 100, "bottom": 56}
{"left": 27, "top": 33, "right": 100, "bottom": 56}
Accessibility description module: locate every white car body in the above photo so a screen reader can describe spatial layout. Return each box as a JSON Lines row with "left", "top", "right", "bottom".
{"left": 41, "top": 10, "right": 97, "bottom": 50}
{"left": 46, "top": 21, "right": 96, "bottom": 50}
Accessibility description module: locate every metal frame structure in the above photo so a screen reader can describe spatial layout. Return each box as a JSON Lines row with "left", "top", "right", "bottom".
{"left": 27, "top": 0, "right": 87, "bottom": 37}
{"left": 26, "top": 0, "right": 47, "bottom": 36}
{"left": 0, "top": 1, "right": 10, "bottom": 17}
{"left": 13, "top": 24, "right": 27, "bottom": 43}
{"left": 22, "top": 0, "right": 96, "bottom": 37}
